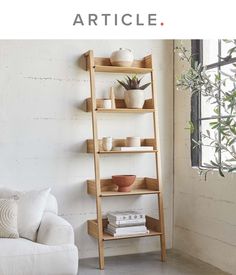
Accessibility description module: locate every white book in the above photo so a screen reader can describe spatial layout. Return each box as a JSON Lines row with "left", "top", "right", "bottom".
{"left": 105, "top": 228, "right": 149, "bottom": 237}
{"left": 107, "top": 211, "right": 145, "bottom": 221}
{"left": 108, "top": 217, "right": 146, "bottom": 224}
{"left": 107, "top": 224, "right": 147, "bottom": 233}
{"left": 109, "top": 220, "right": 146, "bottom": 228}
{"left": 112, "top": 146, "right": 153, "bottom": 151}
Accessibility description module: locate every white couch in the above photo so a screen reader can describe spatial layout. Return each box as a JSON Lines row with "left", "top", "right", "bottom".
{"left": 0, "top": 189, "right": 78, "bottom": 275}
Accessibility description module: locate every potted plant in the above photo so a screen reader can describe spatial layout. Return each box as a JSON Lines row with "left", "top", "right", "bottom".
{"left": 117, "top": 75, "right": 151, "bottom": 109}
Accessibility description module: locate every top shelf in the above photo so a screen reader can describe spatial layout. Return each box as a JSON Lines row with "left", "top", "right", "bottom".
{"left": 84, "top": 51, "right": 153, "bottom": 74}
{"left": 94, "top": 65, "right": 152, "bottom": 74}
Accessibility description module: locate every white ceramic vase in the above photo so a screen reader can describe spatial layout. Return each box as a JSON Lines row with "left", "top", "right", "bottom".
{"left": 124, "top": 89, "right": 145, "bottom": 109}
{"left": 110, "top": 48, "right": 134, "bottom": 67}
{"left": 102, "top": 137, "right": 113, "bottom": 151}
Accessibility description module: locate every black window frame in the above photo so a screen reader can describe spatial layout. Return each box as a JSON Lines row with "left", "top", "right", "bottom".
{"left": 191, "top": 40, "right": 236, "bottom": 168}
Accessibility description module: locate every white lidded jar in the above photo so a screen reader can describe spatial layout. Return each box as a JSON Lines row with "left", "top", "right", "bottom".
{"left": 110, "top": 48, "right": 134, "bottom": 67}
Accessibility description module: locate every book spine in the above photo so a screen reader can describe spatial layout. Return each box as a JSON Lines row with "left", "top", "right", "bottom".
{"left": 107, "top": 214, "right": 145, "bottom": 221}
{"left": 109, "top": 221, "right": 146, "bottom": 228}
{"left": 108, "top": 218, "right": 146, "bottom": 225}
{"left": 105, "top": 229, "right": 150, "bottom": 237}
{"left": 107, "top": 225, "right": 147, "bottom": 233}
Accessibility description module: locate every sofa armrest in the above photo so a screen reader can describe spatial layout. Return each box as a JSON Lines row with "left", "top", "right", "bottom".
{"left": 37, "top": 212, "right": 75, "bottom": 246}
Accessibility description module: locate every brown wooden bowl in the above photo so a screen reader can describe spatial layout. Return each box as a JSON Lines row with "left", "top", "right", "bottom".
{"left": 112, "top": 175, "right": 136, "bottom": 192}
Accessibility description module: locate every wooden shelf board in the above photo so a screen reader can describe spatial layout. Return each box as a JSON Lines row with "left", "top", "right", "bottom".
{"left": 94, "top": 65, "right": 152, "bottom": 74}
{"left": 100, "top": 189, "right": 160, "bottom": 197}
{"left": 87, "top": 177, "right": 159, "bottom": 197}
{"left": 88, "top": 215, "right": 162, "bottom": 241}
{"left": 96, "top": 108, "right": 155, "bottom": 113}
{"left": 98, "top": 150, "right": 158, "bottom": 154}
{"left": 86, "top": 98, "right": 154, "bottom": 113}
{"left": 87, "top": 138, "right": 157, "bottom": 154}
{"left": 102, "top": 229, "right": 162, "bottom": 241}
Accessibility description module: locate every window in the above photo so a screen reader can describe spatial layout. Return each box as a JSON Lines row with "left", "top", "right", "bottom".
{"left": 191, "top": 40, "right": 236, "bottom": 168}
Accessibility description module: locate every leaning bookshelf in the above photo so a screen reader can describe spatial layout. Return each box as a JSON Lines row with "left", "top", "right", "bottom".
{"left": 84, "top": 50, "right": 166, "bottom": 269}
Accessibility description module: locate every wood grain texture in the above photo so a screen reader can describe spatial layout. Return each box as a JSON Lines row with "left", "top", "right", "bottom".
{"left": 87, "top": 177, "right": 159, "bottom": 197}
{"left": 85, "top": 50, "right": 105, "bottom": 269}
{"left": 87, "top": 215, "right": 162, "bottom": 241}
{"left": 151, "top": 67, "right": 166, "bottom": 261}
{"left": 87, "top": 138, "right": 157, "bottom": 153}
{"left": 86, "top": 98, "right": 154, "bottom": 112}
{"left": 85, "top": 51, "right": 166, "bottom": 268}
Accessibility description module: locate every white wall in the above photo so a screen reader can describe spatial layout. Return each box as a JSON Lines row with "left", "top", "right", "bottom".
{"left": 0, "top": 40, "right": 173, "bottom": 258}
{"left": 174, "top": 40, "right": 236, "bottom": 274}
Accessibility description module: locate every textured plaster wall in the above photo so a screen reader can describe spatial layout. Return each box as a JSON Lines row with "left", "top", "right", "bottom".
{"left": 174, "top": 40, "right": 236, "bottom": 274}
{"left": 0, "top": 40, "right": 173, "bottom": 258}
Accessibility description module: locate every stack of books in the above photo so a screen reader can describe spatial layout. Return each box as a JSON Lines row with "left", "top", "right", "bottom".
{"left": 105, "top": 211, "right": 149, "bottom": 237}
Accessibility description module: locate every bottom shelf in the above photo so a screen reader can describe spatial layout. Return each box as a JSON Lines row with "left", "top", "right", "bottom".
{"left": 88, "top": 216, "right": 162, "bottom": 241}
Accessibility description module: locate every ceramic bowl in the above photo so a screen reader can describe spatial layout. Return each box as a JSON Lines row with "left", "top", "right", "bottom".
{"left": 112, "top": 175, "right": 136, "bottom": 192}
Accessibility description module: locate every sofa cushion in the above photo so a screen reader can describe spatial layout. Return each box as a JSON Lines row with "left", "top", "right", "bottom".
{"left": 0, "top": 199, "right": 19, "bottom": 238}
{"left": 0, "top": 187, "right": 51, "bottom": 241}
{"left": 0, "top": 187, "right": 58, "bottom": 215}
{"left": 15, "top": 188, "right": 51, "bottom": 241}
{"left": 45, "top": 193, "right": 58, "bottom": 215}
{"left": 0, "top": 238, "right": 78, "bottom": 275}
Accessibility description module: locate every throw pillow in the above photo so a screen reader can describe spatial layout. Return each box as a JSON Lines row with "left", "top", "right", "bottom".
{"left": 0, "top": 199, "right": 19, "bottom": 238}
{"left": 15, "top": 188, "right": 51, "bottom": 241}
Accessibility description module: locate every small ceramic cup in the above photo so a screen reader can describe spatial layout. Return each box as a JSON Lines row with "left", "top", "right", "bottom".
{"left": 103, "top": 99, "right": 112, "bottom": 109}
{"left": 102, "top": 137, "right": 113, "bottom": 151}
{"left": 126, "top": 137, "right": 141, "bottom": 147}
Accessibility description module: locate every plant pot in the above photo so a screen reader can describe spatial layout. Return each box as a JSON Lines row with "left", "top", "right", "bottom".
{"left": 124, "top": 89, "right": 145, "bottom": 109}
{"left": 112, "top": 175, "right": 136, "bottom": 192}
{"left": 110, "top": 48, "right": 134, "bottom": 67}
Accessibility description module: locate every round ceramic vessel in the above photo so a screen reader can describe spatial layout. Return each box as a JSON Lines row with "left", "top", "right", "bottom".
{"left": 103, "top": 99, "right": 112, "bottom": 109}
{"left": 124, "top": 89, "right": 145, "bottom": 109}
{"left": 110, "top": 48, "right": 134, "bottom": 67}
{"left": 102, "top": 137, "right": 113, "bottom": 151}
{"left": 126, "top": 137, "right": 141, "bottom": 147}
{"left": 112, "top": 175, "right": 136, "bottom": 192}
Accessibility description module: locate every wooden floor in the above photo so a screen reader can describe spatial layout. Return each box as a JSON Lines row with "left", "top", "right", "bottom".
{"left": 79, "top": 250, "right": 228, "bottom": 275}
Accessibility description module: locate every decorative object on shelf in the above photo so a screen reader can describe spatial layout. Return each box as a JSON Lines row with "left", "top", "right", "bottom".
{"left": 109, "top": 87, "right": 116, "bottom": 109}
{"left": 105, "top": 211, "right": 148, "bottom": 237}
{"left": 118, "top": 75, "right": 151, "bottom": 109}
{"left": 102, "top": 137, "right": 113, "bottom": 151}
{"left": 126, "top": 136, "right": 141, "bottom": 147}
{"left": 112, "top": 146, "right": 153, "bottom": 152}
{"left": 112, "top": 175, "right": 136, "bottom": 192}
{"left": 110, "top": 48, "right": 134, "bottom": 67}
{"left": 102, "top": 99, "right": 112, "bottom": 109}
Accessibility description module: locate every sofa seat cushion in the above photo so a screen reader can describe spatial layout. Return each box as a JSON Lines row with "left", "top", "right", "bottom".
{"left": 0, "top": 238, "right": 78, "bottom": 275}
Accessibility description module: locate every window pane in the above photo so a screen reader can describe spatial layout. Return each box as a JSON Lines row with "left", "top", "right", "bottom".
{"left": 221, "top": 40, "right": 236, "bottom": 59}
{"left": 201, "top": 95, "right": 218, "bottom": 118}
{"left": 203, "top": 40, "right": 219, "bottom": 65}
{"left": 220, "top": 115, "right": 236, "bottom": 164}
{"left": 201, "top": 69, "right": 218, "bottom": 118}
{"left": 220, "top": 64, "right": 236, "bottom": 116}
{"left": 201, "top": 119, "right": 219, "bottom": 166}
{"left": 221, "top": 151, "right": 235, "bottom": 164}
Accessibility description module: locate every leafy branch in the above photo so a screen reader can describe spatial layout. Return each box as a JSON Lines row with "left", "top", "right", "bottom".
{"left": 176, "top": 40, "right": 236, "bottom": 177}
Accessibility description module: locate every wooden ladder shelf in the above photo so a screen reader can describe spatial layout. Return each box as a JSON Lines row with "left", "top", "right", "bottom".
{"left": 84, "top": 50, "right": 166, "bottom": 269}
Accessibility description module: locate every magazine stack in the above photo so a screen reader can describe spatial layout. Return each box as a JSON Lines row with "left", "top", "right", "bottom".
{"left": 105, "top": 211, "right": 149, "bottom": 237}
